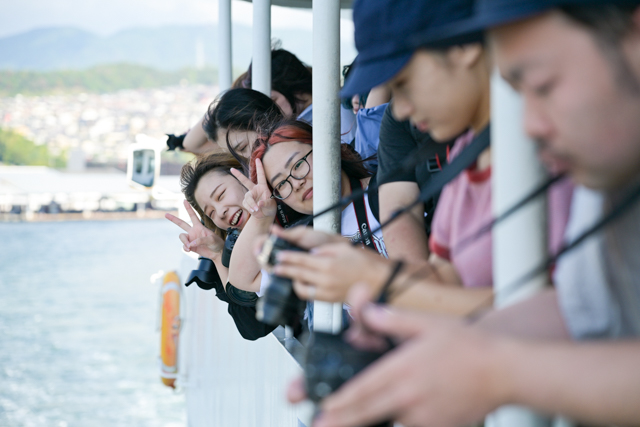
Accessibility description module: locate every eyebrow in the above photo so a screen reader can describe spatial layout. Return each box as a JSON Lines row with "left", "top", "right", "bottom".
{"left": 232, "top": 137, "right": 246, "bottom": 150}
{"left": 270, "top": 151, "right": 300, "bottom": 186}
{"left": 209, "top": 183, "right": 222, "bottom": 200}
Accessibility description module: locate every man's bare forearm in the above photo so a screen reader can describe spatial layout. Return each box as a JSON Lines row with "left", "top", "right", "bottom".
{"left": 476, "top": 289, "right": 570, "bottom": 340}
{"left": 500, "top": 339, "right": 640, "bottom": 425}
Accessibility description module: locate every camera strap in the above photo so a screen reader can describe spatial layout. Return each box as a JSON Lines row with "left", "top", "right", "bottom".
{"left": 501, "top": 180, "right": 640, "bottom": 296}
{"left": 350, "top": 175, "right": 378, "bottom": 251}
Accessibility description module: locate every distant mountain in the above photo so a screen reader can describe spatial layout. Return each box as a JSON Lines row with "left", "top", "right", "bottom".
{"left": 0, "top": 25, "right": 357, "bottom": 72}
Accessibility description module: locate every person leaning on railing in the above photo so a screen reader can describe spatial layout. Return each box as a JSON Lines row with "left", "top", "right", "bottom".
{"left": 226, "top": 120, "right": 387, "bottom": 302}
{"left": 268, "top": 0, "right": 573, "bottom": 313}
{"left": 282, "top": 1, "right": 640, "bottom": 426}
{"left": 165, "top": 152, "right": 278, "bottom": 341}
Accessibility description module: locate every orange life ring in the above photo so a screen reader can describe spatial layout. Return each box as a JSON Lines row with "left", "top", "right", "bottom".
{"left": 160, "top": 271, "right": 181, "bottom": 388}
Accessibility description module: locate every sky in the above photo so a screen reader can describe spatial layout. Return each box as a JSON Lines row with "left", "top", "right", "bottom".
{"left": 1, "top": 0, "right": 355, "bottom": 39}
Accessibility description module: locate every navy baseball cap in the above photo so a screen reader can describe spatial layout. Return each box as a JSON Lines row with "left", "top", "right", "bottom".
{"left": 341, "top": 0, "right": 483, "bottom": 98}
{"left": 409, "top": 0, "right": 640, "bottom": 51}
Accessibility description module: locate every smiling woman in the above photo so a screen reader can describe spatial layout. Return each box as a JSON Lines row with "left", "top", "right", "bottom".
{"left": 165, "top": 151, "right": 279, "bottom": 341}
{"left": 179, "top": 151, "right": 248, "bottom": 239}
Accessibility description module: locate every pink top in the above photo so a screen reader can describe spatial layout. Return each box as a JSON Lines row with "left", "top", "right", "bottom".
{"left": 429, "top": 130, "right": 573, "bottom": 288}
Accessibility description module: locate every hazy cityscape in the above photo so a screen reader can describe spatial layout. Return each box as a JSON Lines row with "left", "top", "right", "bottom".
{"left": 0, "top": 84, "right": 215, "bottom": 165}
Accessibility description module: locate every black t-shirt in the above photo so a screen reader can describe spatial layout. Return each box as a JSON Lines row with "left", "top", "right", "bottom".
{"left": 376, "top": 104, "right": 455, "bottom": 233}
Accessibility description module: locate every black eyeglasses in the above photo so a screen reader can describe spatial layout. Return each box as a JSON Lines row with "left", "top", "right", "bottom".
{"left": 271, "top": 150, "right": 313, "bottom": 200}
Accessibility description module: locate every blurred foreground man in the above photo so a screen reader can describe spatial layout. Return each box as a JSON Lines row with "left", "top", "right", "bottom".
{"left": 294, "top": 1, "right": 640, "bottom": 426}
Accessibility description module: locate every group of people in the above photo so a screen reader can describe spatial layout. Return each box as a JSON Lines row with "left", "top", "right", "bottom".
{"left": 165, "top": 0, "right": 640, "bottom": 425}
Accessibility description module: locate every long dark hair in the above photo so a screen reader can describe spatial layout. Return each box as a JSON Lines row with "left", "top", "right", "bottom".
{"left": 241, "top": 48, "right": 313, "bottom": 117}
{"left": 202, "top": 88, "right": 284, "bottom": 158}
{"left": 180, "top": 151, "right": 246, "bottom": 239}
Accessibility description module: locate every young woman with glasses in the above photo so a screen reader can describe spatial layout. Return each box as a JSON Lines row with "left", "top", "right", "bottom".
{"left": 225, "top": 120, "right": 387, "bottom": 295}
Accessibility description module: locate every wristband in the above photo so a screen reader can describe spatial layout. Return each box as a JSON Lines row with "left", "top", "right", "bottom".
{"left": 166, "top": 133, "right": 186, "bottom": 151}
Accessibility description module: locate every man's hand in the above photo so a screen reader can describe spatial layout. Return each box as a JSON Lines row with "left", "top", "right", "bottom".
{"left": 311, "top": 285, "right": 509, "bottom": 427}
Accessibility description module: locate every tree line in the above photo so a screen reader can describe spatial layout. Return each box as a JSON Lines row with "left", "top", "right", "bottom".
{"left": 0, "top": 128, "right": 66, "bottom": 167}
{"left": 0, "top": 63, "right": 219, "bottom": 97}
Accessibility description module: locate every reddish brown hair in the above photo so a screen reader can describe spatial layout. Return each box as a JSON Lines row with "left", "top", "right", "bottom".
{"left": 249, "top": 119, "right": 369, "bottom": 187}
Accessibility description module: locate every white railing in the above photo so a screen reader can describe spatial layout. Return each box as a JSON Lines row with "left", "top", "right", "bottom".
{"left": 312, "top": 0, "right": 344, "bottom": 333}
{"left": 177, "top": 254, "right": 306, "bottom": 426}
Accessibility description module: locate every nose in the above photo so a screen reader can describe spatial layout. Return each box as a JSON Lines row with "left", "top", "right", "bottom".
{"left": 523, "top": 96, "right": 554, "bottom": 142}
{"left": 219, "top": 206, "right": 229, "bottom": 222}
{"left": 390, "top": 95, "right": 413, "bottom": 122}
{"left": 291, "top": 177, "right": 306, "bottom": 192}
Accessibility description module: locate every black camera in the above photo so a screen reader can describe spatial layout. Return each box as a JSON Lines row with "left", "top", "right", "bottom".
{"left": 255, "top": 234, "right": 307, "bottom": 327}
{"left": 303, "top": 331, "right": 392, "bottom": 427}
{"left": 185, "top": 257, "right": 221, "bottom": 290}
{"left": 303, "top": 331, "right": 386, "bottom": 401}
{"left": 221, "top": 227, "right": 241, "bottom": 268}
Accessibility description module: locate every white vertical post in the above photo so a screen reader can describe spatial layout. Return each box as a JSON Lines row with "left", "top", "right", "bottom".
{"left": 312, "top": 0, "right": 343, "bottom": 334}
{"left": 252, "top": 0, "right": 271, "bottom": 96}
{"left": 218, "top": 0, "right": 232, "bottom": 91}
{"left": 487, "top": 71, "right": 550, "bottom": 427}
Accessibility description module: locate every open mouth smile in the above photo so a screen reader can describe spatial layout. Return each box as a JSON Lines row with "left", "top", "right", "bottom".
{"left": 230, "top": 209, "right": 243, "bottom": 227}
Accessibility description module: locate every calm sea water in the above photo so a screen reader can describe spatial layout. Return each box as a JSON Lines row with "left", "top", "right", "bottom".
{"left": 0, "top": 219, "right": 187, "bottom": 427}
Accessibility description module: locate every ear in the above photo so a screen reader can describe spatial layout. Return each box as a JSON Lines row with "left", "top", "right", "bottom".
{"left": 447, "top": 43, "right": 484, "bottom": 70}
{"left": 626, "top": 6, "right": 640, "bottom": 74}
{"left": 632, "top": 5, "right": 640, "bottom": 30}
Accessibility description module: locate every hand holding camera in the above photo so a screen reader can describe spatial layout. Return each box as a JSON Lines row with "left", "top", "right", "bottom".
{"left": 259, "top": 225, "right": 389, "bottom": 302}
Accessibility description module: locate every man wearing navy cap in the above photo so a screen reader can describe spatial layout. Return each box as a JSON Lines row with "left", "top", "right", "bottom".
{"left": 288, "top": 1, "right": 640, "bottom": 426}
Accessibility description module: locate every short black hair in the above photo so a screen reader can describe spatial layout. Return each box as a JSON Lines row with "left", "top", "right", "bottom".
{"left": 561, "top": 4, "right": 640, "bottom": 93}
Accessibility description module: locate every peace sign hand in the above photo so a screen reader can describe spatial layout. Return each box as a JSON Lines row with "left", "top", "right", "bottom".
{"left": 165, "top": 200, "right": 225, "bottom": 260}
{"left": 230, "top": 159, "right": 277, "bottom": 221}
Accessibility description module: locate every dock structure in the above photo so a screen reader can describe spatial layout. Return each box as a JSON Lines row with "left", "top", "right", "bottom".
{"left": 0, "top": 166, "right": 181, "bottom": 221}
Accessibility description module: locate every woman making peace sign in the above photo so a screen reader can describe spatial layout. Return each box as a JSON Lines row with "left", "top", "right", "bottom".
{"left": 227, "top": 120, "right": 387, "bottom": 302}
{"left": 165, "top": 152, "right": 280, "bottom": 340}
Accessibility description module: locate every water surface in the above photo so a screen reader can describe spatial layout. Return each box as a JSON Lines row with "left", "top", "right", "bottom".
{"left": 0, "top": 220, "right": 186, "bottom": 427}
